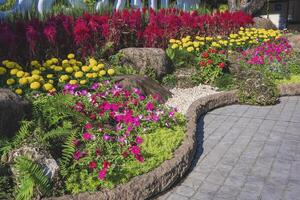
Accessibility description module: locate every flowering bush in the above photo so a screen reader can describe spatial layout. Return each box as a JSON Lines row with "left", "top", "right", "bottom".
{"left": 168, "top": 27, "right": 282, "bottom": 54}
{"left": 239, "top": 38, "right": 292, "bottom": 79}
{"left": 0, "top": 9, "right": 253, "bottom": 63}
{"left": 193, "top": 48, "right": 226, "bottom": 84}
{"left": 0, "top": 54, "right": 116, "bottom": 95}
{"left": 50, "top": 81, "right": 185, "bottom": 193}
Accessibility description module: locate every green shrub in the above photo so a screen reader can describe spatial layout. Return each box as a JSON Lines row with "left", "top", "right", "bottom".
{"left": 0, "top": 0, "right": 15, "bottom": 11}
{"left": 238, "top": 69, "right": 279, "bottom": 105}
{"left": 213, "top": 73, "right": 236, "bottom": 91}
{"left": 162, "top": 74, "right": 177, "bottom": 88}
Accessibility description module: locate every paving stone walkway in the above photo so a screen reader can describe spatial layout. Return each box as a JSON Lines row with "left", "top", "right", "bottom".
{"left": 157, "top": 96, "right": 300, "bottom": 200}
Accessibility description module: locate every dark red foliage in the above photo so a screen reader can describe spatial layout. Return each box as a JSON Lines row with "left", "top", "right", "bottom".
{"left": 0, "top": 9, "right": 253, "bottom": 63}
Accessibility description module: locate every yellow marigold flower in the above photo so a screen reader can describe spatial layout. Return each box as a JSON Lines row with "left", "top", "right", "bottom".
{"left": 27, "top": 77, "right": 34, "bottom": 83}
{"left": 10, "top": 68, "right": 18, "bottom": 75}
{"left": 193, "top": 42, "right": 200, "bottom": 48}
{"left": 205, "top": 37, "right": 213, "bottom": 41}
{"left": 30, "top": 82, "right": 41, "bottom": 90}
{"left": 89, "top": 58, "right": 97, "bottom": 66}
{"left": 171, "top": 44, "right": 178, "bottom": 49}
{"left": 82, "top": 65, "right": 91, "bottom": 72}
{"left": 47, "top": 74, "right": 54, "bottom": 79}
{"left": 15, "top": 88, "right": 23, "bottom": 95}
{"left": 169, "top": 39, "right": 176, "bottom": 43}
{"left": 73, "top": 66, "right": 80, "bottom": 71}
{"left": 86, "top": 73, "right": 94, "bottom": 79}
{"left": 6, "top": 62, "right": 15, "bottom": 69}
{"left": 48, "top": 80, "right": 54, "bottom": 84}
{"left": 92, "top": 65, "right": 100, "bottom": 72}
{"left": 65, "top": 67, "right": 74, "bottom": 73}
{"left": 31, "top": 70, "right": 41, "bottom": 75}
{"left": 99, "top": 70, "right": 106, "bottom": 76}
{"left": 46, "top": 60, "right": 52, "bottom": 66}
{"left": 31, "top": 60, "right": 40, "bottom": 66}
{"left": 19, "top": 77, "right": 28, "bottom": 85}
{"left": 240, "top": 27, "right": 244, "bottom": 30}
{"left": 186, "top": 46, "right": 194, "bottom": 52}
{"left": 107, "top": 69, "right": 115, "bottom": 76}
{"left": 54, "top": 66, "right": 63, "bottom": 71}
{"left": 51, "top": 58, "right": 58, "bottom": 64}
{"left": 59, "top": 75, "right": 69, "bottom": 82}
{"left": 217, "top": 36, "right": 222, "bottom": 40}
{"left": 67, "top": 53, "right": 75, "bottom": 59}
{"left": 15, "top": 71, "right": 24, "bottom": 78}
{"left": 74, "top": 71, "right": 84, "bottom": 78}
{"left": 62, "top": 59, "right": 69, "bottom": 65}
{"left": 43, "top": 83, "right": 54, "bottom": 91}
{"left": 69, "top": 80, "right": 78, "bottom": 84}
{"left": 69, "top": 59, "right": 77, "bottom": 65}
{"left": 0, "top": 67, "right": 7, "bottom": 75}
{"left": 6, "top": 78, "right": 15, "bottom": 85}
{"left": 91, "top": 73, "right": 97, "bottom": 78}
{"left": 97, "top": 63, "right": 105, "bottom": 69}
{"left": 32, "top": 74, "right": 40, "bottom": 81}
{"left": 80, "top": 80, "right": 87, "bottom": 85}
{"left": 2, "top": 60, "right": 9, "bottom": 65}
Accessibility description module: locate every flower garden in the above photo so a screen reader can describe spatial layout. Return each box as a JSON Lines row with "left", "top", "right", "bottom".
{"left": 0, "top": 3, "right": 300, "bottom": 200}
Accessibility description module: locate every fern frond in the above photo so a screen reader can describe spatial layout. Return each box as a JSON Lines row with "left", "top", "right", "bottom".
{"left": 0, "top": 121, "right": 33, "bottom": 156}
{"left": 42, "top": 121, "right": 73, "bottom": 142}
{"left": 14, "top": 156, "right": 51, "bottom": 200}
{"left": 59, "top": 130, "right": 78, "bottom": 177}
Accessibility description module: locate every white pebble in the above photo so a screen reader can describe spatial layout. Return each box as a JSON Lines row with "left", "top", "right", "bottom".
{"left": 165, "top": 85, "right": 218, "bottom": 115}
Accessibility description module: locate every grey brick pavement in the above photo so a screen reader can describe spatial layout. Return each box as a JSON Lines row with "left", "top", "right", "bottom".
{"left": 157, "top": 96, "right": 300, "bottom": 200}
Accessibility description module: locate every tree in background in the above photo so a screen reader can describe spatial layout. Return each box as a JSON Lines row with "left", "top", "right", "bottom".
{"left": 228, "top": 0, "right": 267, "bottom": 15}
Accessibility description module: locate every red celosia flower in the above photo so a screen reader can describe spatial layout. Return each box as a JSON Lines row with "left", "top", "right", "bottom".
{"left": 44, "top": 25, "right": 56, "bottom": 44}
{"left": 102, "top": 160, "right": 110, "bottom": 169}
{"left": 199, "top": 60, "right": 206, "bottom": 67}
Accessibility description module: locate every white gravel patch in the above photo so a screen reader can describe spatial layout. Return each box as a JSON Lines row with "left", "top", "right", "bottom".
{"left": 165, "top": 85, "right": 218, "bottom": 115}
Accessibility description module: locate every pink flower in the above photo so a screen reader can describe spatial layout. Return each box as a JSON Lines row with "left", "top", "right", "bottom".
{"left": 73, "top": 150, "right": 82, "bottom": 160}
{"left": 103, "top": 134, "right": 111, "bottom": 141}
{"left": 130, "top": 146, "right": 141, "bottom": 155}
{"left": 146, "top": 102, "right": 155, "bottom": 111}
{"left": 83, "top": 132, "right": 92, "bottom": 140}
{"left": 84, "top": 123, "right": 93, "bottom": 130}
{"left": 98, "top": 168, "right": 107, "bottom": 180}
{"left": 135, "top": 154, "right": 144, "bottom": 162}
{"left": 89, "top": 161, "right": 97, "bottom": 169}
{"left": 136, "top": 136, "right": 143, "bottom": 145}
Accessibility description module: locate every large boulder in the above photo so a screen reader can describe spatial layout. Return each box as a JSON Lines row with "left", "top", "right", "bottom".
{"left": 250, "top": 17, "right": 277, "bottom": 30}
{"left": 119, "top": 48, "right": 173, "bottom": 80}
{"left": 114, "top": 75, "right": 172, "bottom": 103}
{"left": 0, "top": 89, "right": 31, "bottom": 137}
{"left": 1, "top": 145, "right": 59, "bottom": 180}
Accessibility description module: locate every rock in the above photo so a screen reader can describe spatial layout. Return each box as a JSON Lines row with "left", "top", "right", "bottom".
{"left": 285, "top": 33, "right": 300, "bottom": 52}
{"left": 250, "top": 17, "right": 277, "bottom": 30}
{"left": 228, "top": 51, "right": 243, "bottom": 75}
{"left": 0, "top": 89, "right": 31, "bottom": 137}
{"left": 3, "top": 145, "right": 59, "bottom": 180}
{"left": 174, "top": 68, "right": 197, "bottom": 88}
{"left": 119, "top": 48, "right": 173, "bottom": 80}
{"left": 114, "top": 75, "right": 172, "bottom": 103}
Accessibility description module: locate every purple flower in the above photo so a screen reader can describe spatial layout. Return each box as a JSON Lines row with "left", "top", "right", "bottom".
{"left": 91, "top": 83, "right": 100, "bottom": 90}
{"left": 103, "top": 134, "right": 111, "bottom": 141}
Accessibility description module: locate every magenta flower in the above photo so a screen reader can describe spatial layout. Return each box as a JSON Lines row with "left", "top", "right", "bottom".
{"left": 89, "top": 161, "right": 97, "bottom": 169}
{"left": 83, "top": 132, "right": 92, "bottom": 140}
{"left": 73, "top": 150, "right": 82, "bottom": 160}
{"left": 135, "top": 154, "right": 145, "bottom": 162}
{"left": 136, "top": 136, "right": 143, "bottom": 145}
{"left": 103, "top": 134, "right": 111, "bottom": 141}
{"left": 98, "top": 168, "right": 107, "bottom": 180}
{"left": 130, "top": 145, "right": 141, "bottom": 155}
{"left": 146, "top": 102, "right": 155, "bottom": 111}
{"left": 84, "top": 123, "right": 93, "bottom": 130}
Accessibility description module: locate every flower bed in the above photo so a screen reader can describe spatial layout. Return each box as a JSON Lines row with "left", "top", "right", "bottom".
{"left": 0, "top": 80, "right": 186, "bottom": 199}
{"left": 0, "top": 9, "right": 253, "bottom": 63}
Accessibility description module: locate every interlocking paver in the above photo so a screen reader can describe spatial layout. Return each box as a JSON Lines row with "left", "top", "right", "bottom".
{"left": 157, "top": 97, "right": 300, "bottom": 200}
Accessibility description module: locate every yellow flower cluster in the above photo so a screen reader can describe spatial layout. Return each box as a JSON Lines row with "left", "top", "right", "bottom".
{"left": 169, "top": 27, "right": 282, "bottom": 52}
{"left": 0, "top": 54, "right": 116, "bottom": 95}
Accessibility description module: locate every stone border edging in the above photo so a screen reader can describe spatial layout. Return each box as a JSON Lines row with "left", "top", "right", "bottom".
{"left": 46, "top": 84, "right": 300, "bottom": 200}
